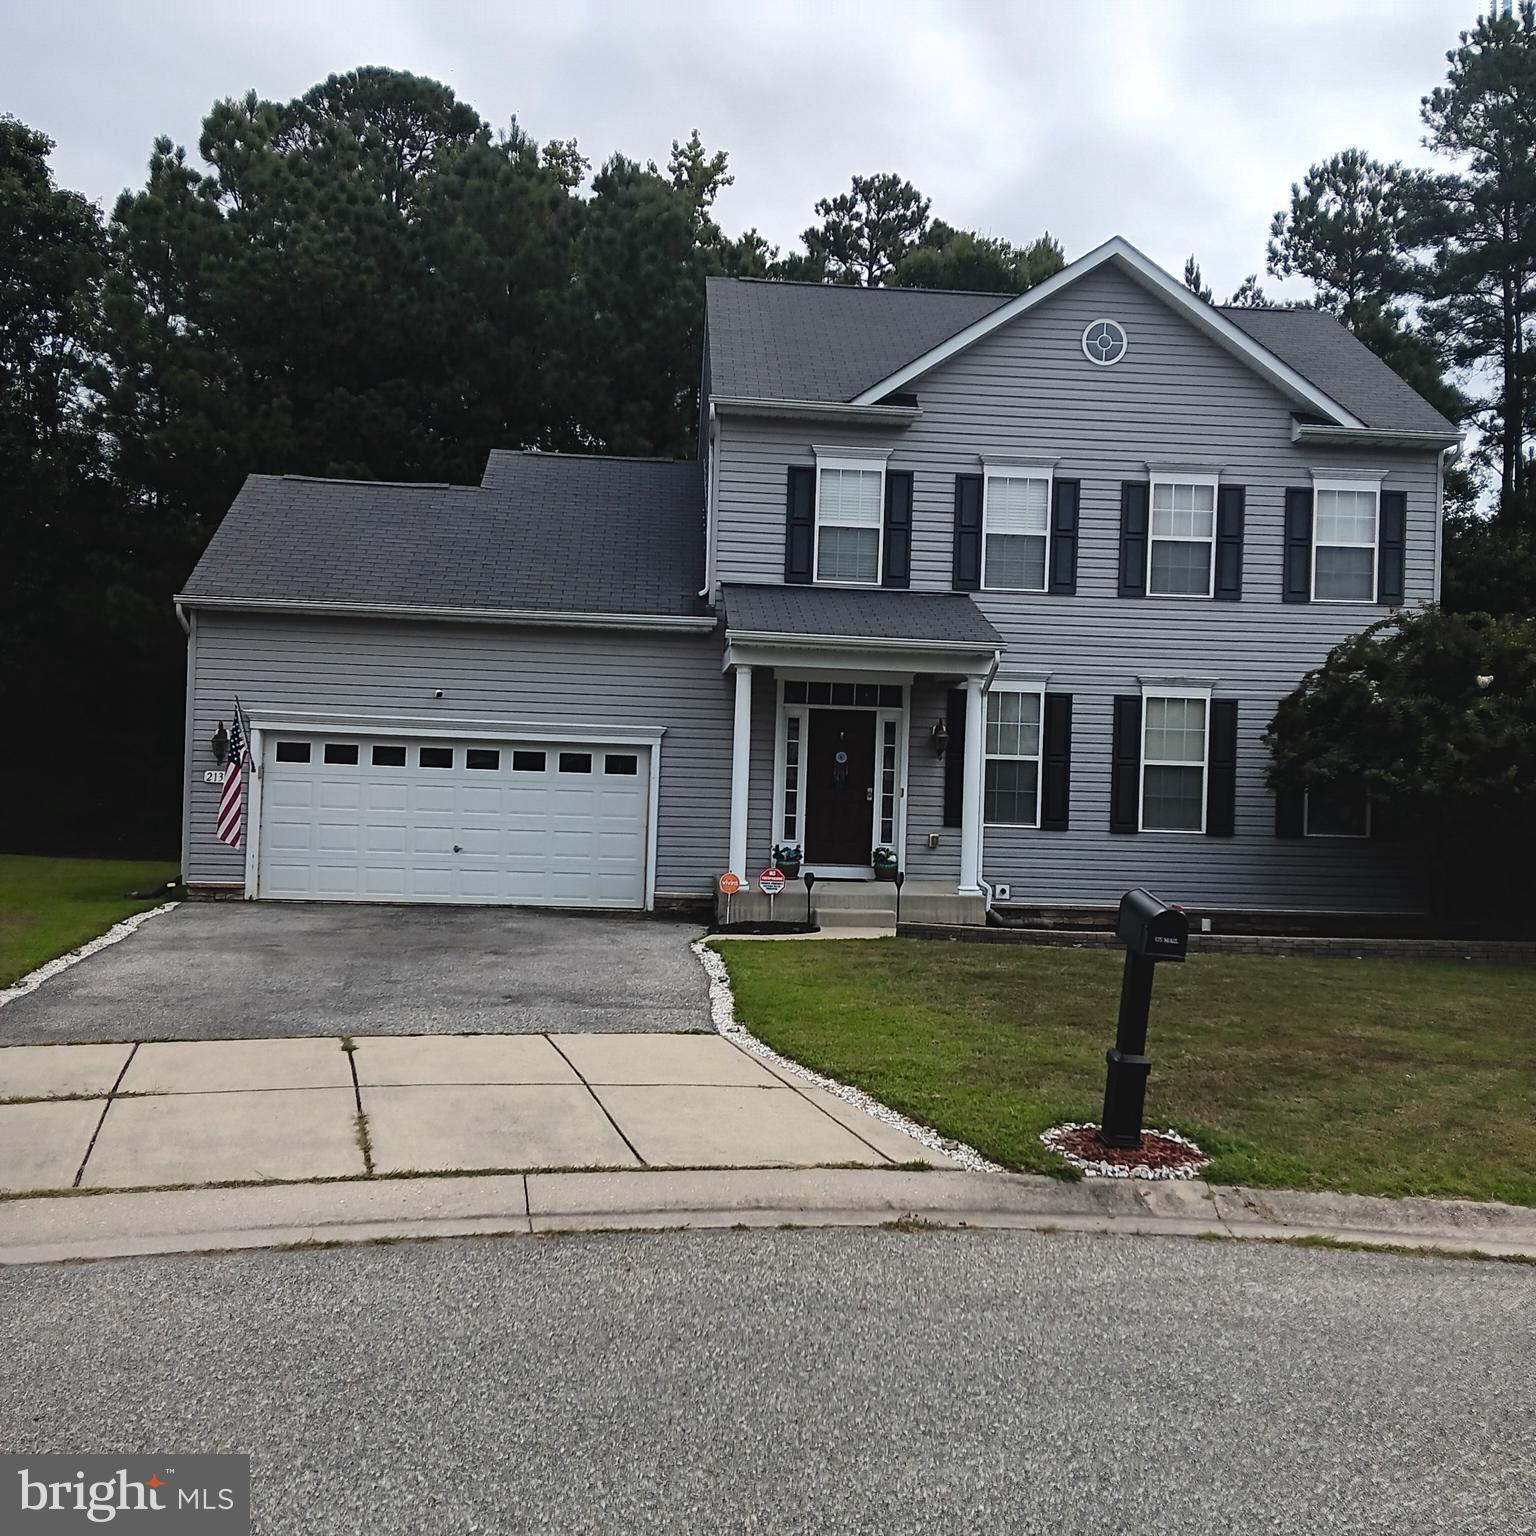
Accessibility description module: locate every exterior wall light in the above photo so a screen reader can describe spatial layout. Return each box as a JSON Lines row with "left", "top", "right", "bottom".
{"left": 211, "top": 722, "right": 229, "bottom": 762}
{"left": 930, "top": 719, "right": 948, "bottom": 758}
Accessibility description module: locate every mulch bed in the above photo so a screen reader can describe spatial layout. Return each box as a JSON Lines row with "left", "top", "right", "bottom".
{"left": 1040, "top": 1122, "right": 1210, "bottom": 1180}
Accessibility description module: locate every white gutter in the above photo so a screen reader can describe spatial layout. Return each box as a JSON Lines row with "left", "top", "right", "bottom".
{"left": 724, "top": 627, "right": 1000, "bottom": 655}
{"left": 1291, "top": 422, "right": 1462, "bottom": 451}
{"left": 175, "top": 596, "right": 719, "bottom": 633}
{"left": 711, "top": 396, "right": 921, "bottom": 425}
{"left": 174, "top": 599, "right": 191, "bottom": 634}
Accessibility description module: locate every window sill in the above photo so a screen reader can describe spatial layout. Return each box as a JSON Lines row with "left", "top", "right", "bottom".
{"left": 1137, "top": 826, "right": 1207, "bottom": 836}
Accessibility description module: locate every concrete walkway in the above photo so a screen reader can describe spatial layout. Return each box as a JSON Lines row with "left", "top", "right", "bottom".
{"left": 0, "top": 1033, "right": 952, "bottom": 1196}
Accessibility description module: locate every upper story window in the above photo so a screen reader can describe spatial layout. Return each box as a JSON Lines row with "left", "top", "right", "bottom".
{"left": 1141, "top": 691, "right": 1208, "bottom": 833}
{"left": 984, "top": 688, "right": 1043, "bottom": 826}
{"left": 814, "top": 456, "right": 885, "bottom": 585}
{"left": 1149, "top": 476, "right": 1217, "bottom": 597}
{"left": 983, "top": 470, "right": 1052, "bottom": 591}
{"left": 1313, "top": 481, "right": 1379, "bottom": 602}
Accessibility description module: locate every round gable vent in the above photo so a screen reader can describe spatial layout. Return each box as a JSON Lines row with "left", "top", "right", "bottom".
{"left": 1082, "top": 318, "right": 1128, "bottom": 367}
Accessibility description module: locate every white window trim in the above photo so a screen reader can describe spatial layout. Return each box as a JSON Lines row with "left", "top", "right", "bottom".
{"left": 981, "top": 463, "right": 1054, "bottom": 593}
{"left": 1311, "top": 477, "right": 1382, "bottom": 604}
{"left": 813, "top": 450, "right": 888, "bottom": 588}
{"left": 982, "top": 685, "right": 1045, "bottom": 829}
{"left": 1304, "top": 787, "right": 1373, "bottom": 839}
{"left": 1147, "top": 471, "right": 1219, "bottom": 599}
{"left": 1138, "top": 684, "right": 1211, "bottom": 836}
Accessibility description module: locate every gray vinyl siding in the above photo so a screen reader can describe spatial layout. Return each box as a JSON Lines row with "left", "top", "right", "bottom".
{"left": 184, "top": 613, "right": 732, "bottom": 899}
{"left": 715, "top": 264, "right": 1441, "bottom": 913}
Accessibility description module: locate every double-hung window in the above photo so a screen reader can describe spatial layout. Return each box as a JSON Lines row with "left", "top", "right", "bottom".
{"left": 982, "top": 468, "right": 1051, "bottom": 591}
{"left": 1148, "top": 476, "right": 1217, "bottom": 597}
{"left": 1141, "top": 692, "right": 1208, "bottom": 832}
{"left": 984, "top": 689, "right": 1042, "bottom": 825}
{"left": 1313, "top": 481, "right": 1379, "bottom": 602}
{"left": 814, "top": 456, "right": 885, "bottom": 585}
{"left": 1305, "top": 785, "right": 1371, "bottom": 838}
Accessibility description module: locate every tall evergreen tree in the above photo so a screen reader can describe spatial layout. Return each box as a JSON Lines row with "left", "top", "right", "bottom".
{"left": 893, "top": 223, "right": 1063, "bottom": 293}
{"left": 800, "top": 173, "right": 931, "bottom": 286}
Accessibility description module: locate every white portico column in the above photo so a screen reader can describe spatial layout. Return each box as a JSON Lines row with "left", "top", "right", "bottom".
{"left": 728, "top": 664, "right": 753, "bottom": 878}
{"left": 958, "top": 675, "right": 986, "bottom": 894}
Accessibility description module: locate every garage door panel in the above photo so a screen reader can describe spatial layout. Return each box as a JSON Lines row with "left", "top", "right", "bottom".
{"left": 259, "top": 736, "right": 649, "bottom": 908}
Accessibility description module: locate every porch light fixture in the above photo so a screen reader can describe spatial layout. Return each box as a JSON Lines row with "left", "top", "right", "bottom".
{"left": 930, "top": 718, "right": 948, "bottom": 759}
{"left": 211, "top": 722, "right": 229, "bottom": 762}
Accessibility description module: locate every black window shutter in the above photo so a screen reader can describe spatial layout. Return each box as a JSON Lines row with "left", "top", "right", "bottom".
{"left": 942, "top": 688, "right": 967, "bottom": 827}
{"left": 784, "top": 465, "right": 816, "bottom": 584}
{"left": 1274, "top": 788, "right": 1305, "bottom": 838}
{"left": 1049, "top": 480, "right": 1080, "bottom": 595}
{"left": 1040, "top": 694, "right": 1072, "bottom": 830}
{"left": 882, "top": 470, "right": 913, "bottom": 588}
{"left": 1206, "top": 700, "right": 1238, "bottom": 836}
{"left": 1118, "top": 482, "right": 1149, "bottom": 597}
{"left": 952, "top": 474, "right": 983, "bottom": 590}
{"left": 1283, "top": 488, "right": 1313, "bottom": 602}
{"left": 1109, "top": 696, "right": 1141, "bottom": 833}
{"left": 1214, "top": 486, "right": 1245, "bottom": 601}
{"left": 1378, "top": 490, "right": 1407, "bottom": 606}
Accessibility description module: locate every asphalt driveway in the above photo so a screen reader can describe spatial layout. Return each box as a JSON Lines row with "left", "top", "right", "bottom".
{"left": 0, "top": 904, "right": 710, "bottom": 1044}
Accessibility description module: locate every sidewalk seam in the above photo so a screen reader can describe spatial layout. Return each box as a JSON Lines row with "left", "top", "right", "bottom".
{"left": 544, "top": 1035, "right": 647, "bottom": 1167}
{"left": 73, "top": 1042, "right": 138, "bottom": 1188}
{"left": 344, "top": 1040, "right": 375, "bottom": 1176}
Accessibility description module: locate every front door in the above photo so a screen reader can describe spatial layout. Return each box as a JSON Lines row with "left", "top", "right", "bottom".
{"left": 804, "top": 709, "right": 876, "bottom": 866}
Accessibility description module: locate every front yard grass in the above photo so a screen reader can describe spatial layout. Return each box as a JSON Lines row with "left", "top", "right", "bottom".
{"left": 714, "top": 938, "right": 1536, "bottom": 1207}
{"left": 0, "top": 855, "right": 180, "bottom": 988}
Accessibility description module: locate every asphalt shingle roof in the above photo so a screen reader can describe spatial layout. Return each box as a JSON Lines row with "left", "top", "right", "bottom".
{"left": 180, "top": 452, "right": 707, "bottom": 619}
{"left": 1218, "top": 306, "right": 1457, "bottom": 435}
{"left": 722, "top": 583, "right": 1002, "bottom": 647}
{"left": 706, "top": 276, "right": 1009, "bottom": 404}
{"left": 705, "top": 275, "right": 1458, "bottom": 436}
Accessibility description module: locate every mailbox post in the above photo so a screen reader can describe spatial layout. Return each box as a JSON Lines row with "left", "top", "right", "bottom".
{"left": 1097, "top": 888, "right": 1188, "bottom": 1149}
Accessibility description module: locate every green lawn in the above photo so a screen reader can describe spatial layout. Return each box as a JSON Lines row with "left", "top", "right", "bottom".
{"left": 0, "top": 855, "right": 181, "bottom": 988}
{"left": 715, "top": 938, "right": 1536, "bottom": 1206}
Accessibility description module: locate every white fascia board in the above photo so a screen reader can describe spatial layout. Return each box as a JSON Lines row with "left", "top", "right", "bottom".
{"left": 724, "top": 635, "right": 1000, "bottom": 677}
{"left": 176, "top": 595, "right": 719, "bottom": 633}
{"left": 711, "top": 396, "right": 920, "bottom": 426}
{"left": 1292, "top": 421, "right": 1462, "bottom": 451}
{"left": 244, "top": 710, "right": 667, "bottom": 746}
{"left": 850, "top": 235, "right": 1366, "bottom": 428}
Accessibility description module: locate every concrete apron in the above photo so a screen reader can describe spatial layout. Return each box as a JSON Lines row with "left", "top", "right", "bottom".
{"left": 2, "top": 1168, "right": 1534, "bottom": 1266}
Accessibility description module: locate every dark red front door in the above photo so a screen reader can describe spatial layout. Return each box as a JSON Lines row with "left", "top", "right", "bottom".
{"left": 804, "top": 709, "right": 876, "bottom": 865}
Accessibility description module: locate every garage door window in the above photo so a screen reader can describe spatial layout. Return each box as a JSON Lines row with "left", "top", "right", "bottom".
{"left": 605, "top": 754, "right": 639, "bottom": 776}
{"left": 275, "top": 741, "right": 311, "bottom": 763}
{"left": 419, "top": 746, "right": 454, "bottom": 769}
{"left": 559, "top": 752, "right": 592, "bottom": 774}
{"left": 466, "top": 749, "right": 500, "bottom": 770}
{"left": 372, "top": 745, "right": 406, "bottom": 767}
{"left": 512, "top": 750, "right": 546, "bottom": 772}
{"left": 324, "top": 742, "right": 359, "bottom": 765}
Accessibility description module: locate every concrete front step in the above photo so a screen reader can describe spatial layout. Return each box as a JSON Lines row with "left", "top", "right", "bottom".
{"left": 720, "top": 879, "right": 984, "bottom": 927}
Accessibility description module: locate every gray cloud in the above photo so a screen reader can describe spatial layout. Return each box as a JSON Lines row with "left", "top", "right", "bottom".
{"left": 4, "top": 0, "right": 1464, "bottom": 298}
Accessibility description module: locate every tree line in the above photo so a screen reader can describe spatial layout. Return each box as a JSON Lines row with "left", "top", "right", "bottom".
{"left": 2, "top": 6, "right": 1533, "bottom": 859}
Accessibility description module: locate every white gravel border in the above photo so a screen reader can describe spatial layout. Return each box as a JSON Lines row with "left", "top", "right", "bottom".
{"left": 692, "top": 937, "right": 1001, "bottom": 1173}
{"left": 1040, "top": 1121, "right": 1211, "bottom": 1181}
{"left": 0, "top": 902, "right": 180, "bottom": 1010}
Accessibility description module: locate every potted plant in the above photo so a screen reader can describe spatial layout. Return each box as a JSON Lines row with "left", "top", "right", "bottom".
{"left": 872, "top": 846, "right": 898, "bottom": 881}
{"left": 772, "top": 842, "right": 802, "bottom": 878}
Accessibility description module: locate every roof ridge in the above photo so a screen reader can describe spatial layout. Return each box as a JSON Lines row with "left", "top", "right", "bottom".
{"left": 487, "top": 449, "right": 698, "bottom": 467}
{"left": 274, "top": 473, "right": 466, "bottom": 491}
{"left": 722, "top": 275, "right": 1013, "bottom": 302}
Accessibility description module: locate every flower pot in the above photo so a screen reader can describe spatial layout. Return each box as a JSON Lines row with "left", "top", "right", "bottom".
{"left": 873, "top": 866, "right": 897, "bottom": 882}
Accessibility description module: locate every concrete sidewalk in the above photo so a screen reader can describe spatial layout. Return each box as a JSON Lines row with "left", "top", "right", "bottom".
{"left": 1, "top": 1166, "right": 1533, "bottom": 1266}
{"left": 0, "top": 1033, "right": 955, "bottom": 1196}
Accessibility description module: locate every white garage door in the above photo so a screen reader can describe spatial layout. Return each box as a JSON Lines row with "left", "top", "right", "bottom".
{"left": 256, "top": 733, "right": 651, "bottom": 908}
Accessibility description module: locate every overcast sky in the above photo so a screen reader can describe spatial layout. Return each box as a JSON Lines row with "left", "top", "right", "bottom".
{"left": 5, "top": 0, "right": 1476, "bottom": 301}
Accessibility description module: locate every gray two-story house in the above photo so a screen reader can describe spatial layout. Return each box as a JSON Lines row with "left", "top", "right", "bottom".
{"left": 176, "top": 237, "right": 1459, "bottom": 927}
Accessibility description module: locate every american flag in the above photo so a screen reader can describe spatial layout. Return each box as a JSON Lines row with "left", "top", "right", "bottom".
{"left": 216, "top": 704, "right": 247, "bottom": 848}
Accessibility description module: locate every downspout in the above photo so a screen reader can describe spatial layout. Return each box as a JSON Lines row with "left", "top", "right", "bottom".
{"left": 698, "top": 402, "right": 719, "bottom": 601}
{"left": 1432, "top": 445, "right": 1449, "bottom": 605}
{"left": 976, "top": 649, "right": 1003, "bottom": 917}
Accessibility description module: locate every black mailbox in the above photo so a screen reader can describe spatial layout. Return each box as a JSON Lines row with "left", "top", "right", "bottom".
{"left": 1116, "top": 888, "right": 1189, "bottom": 962}
{"left": 1098, "top": 887, "right": 1187, "bottom": 1150}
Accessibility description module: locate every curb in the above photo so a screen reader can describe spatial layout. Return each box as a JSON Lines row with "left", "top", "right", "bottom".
{"left": 2, "top": 1169, "right": 1532, "bottom": 1267}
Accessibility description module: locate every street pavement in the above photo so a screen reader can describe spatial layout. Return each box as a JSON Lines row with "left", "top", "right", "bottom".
{"left": 0, "top": 904, "right": 710, "bottom": 1043}
{"left": 2, "top": 1228, "right": 1530, "bottom": 1534}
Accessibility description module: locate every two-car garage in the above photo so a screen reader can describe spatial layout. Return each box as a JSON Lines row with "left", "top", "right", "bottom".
{"left": 251, "top": 727, "right": 656, "bottom": 909}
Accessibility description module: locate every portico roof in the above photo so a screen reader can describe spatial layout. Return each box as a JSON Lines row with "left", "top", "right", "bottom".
{"left": 720, "top": 583, "right": 1003, "bottom": 650}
